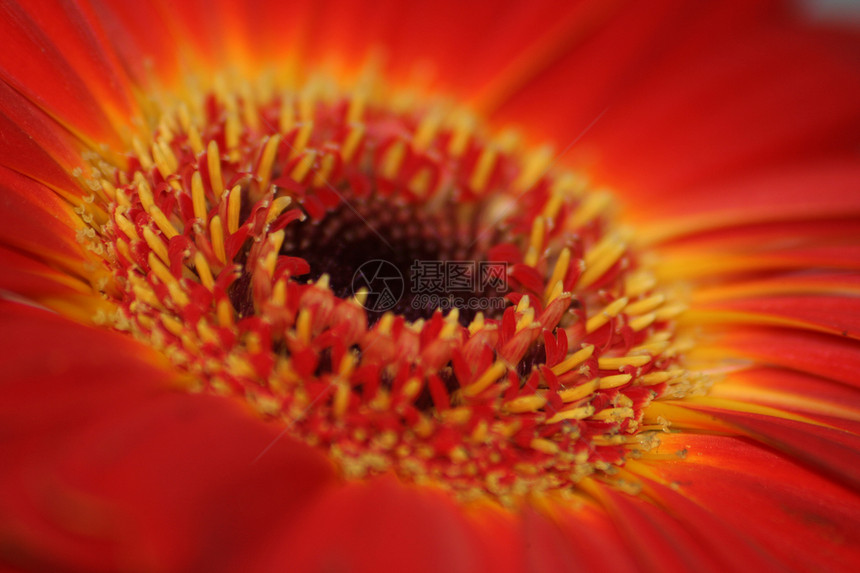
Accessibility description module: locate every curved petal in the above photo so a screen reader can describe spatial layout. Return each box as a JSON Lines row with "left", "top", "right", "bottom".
{"left": 633, "top": 160, "right": 860, "bottom": 242}
{"left": 252, "top": 478, "right": 498, "bottom": 573}
{"left": 695, "top": 326, "right": 860, "bottom": 387}
{"left": 686, "top": 295, "right": 860, "bottom": 338}
{"left": 581, "top": 476, "right": 781, "bottom": 573}
{"left": 709, "top": 366, "right": 860, "bottom": 428}
{"left": 642, "top": 434, "right": 860, "bottom": 572}
{"left": 0, "top": 81, "right": 87, "bottom": 193}
{"left": 0, "top": 166, "right": 86, "bottom": 271}
{"left": 0, "top": 302, "right": 336, "bottom": 572}
{"left": 492, "top": 0, "right": 789, "bottom": 141}
{"left": 588, "top": 24, "right": 860, "bottom": 197}
{"left": 0, "top": 0, "right": 129, "bottom": 147}
{"left": 652, "top": 396, "right": 860, "bottom": 492}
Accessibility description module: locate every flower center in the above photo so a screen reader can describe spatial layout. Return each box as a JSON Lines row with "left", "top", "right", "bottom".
{"left": 79, "top": 75, "right": 702, "bottom": 504}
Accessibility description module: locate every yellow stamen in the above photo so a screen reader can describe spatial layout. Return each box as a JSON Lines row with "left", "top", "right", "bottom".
{"left": 503, "top": 394, "right": 548, "bottom": 413}
{"left": 311, "top": 153, "right": 336, "bottom": 187}
{"left": 97, "top": 179, "right": 117, "bottom": 202}
{"left": 414, "top": 112, "right": 441, "bottom": 150}
{"left": 629, "top": 312, "right": 657, "bottom": 332}
{"left": 638, "top": 371, "right": 674, "bottom": 386}
{"left": 352, "top": 288, "right": 369, "bottom": 308}
{"left": 279, "top": 98, "right": 295, "bottom": 132}
{"left": 132, "top": 136, "right": 153, "bottom": 170}
{"left": 408, "top": 168, "right": 433, "bottom": 196}
{"left": 544, "top": 248, "right": 571, "bottom": 301}
{"left": 114, "top": 210, "right": 139, "bottom": 242}
{"left": 524, "top": 216, "right": 545, "bottom": 267}
{"left": 265, "top": 196, "right": 293, "bottom": 225}
{"left": 448, "top": 112, "right": 473, "bottom": 156}
{"left": 558, "top": 379, "right": 599, "bottom": 403}
{"left": 296, "top": 309, "right": 312, "bottom": 344}
{"left": 540, "top": 190, "right": 564, "bottom": 222}
{"left": 333, "top": 380, "right": 351, "bottom": 418}
{"left": 598, "top": 374, "right": 633, "bottom": 389}
{"left": 585, "top": 297, "right": 628, "bottom": 334}
{"left": 207, "top": 140, "right": 224, "bottom": 195}
{"left": 462, "top": 361, "right": 507, "bottom": 398}
{"left": 290, "top": 150, "right": 317, "bottom": 183}
{"left": 342, "top": 123, "right": 365, "bottom": 162}
{"left": 591, "top": 407, "right": 635, "bottom": 422}
{"left": 546, "top": 405, "right": 594, "bottom": 424}
{"left": 148, "top": 252, "right": 189, "bottom": 307}
{"left": 546, "top": 280, "right": 565, "bottom": 303}
{"left": 624, "top": 270, "right": 657, "bottom": 299}
{"left": 187, "top": 124, "right": 204, "bottom": 155}
{"left": 191, "top": 171, "right": 208, "bottom": 221}
{"left": 142, "top": 226, "right": 169, "bottom": 264}
{"left": 655, "top": 302, "right": 686, "bottom": 320}
{"left": 347, "top": 94, "right": 366, "bottom": 123}
{"left": 469, "top": 147, "right": 497, "bottom": 191}
{"left": 149, "top": 204, "right": 179, "bottom": 239}
{"left": 626, "top": 294, "right": 665, "bottom": 316}
{"left": 257, "top": 134, "right": 281, "bottom": 192}
{"left": 289, "top": 121, "right": 314, "bottom": 159}
{"left": 194, "top": 251, "right": 215, "bottom": 290}
{"left": 380, "top": 141, "right": 406, "bottom": 179}
{"left": 225, "top": 108, "right": 241, "bottom": 158}
{"left": 227, "top": 184, "right": 242, "bottom": 234}
{"left": 468, "top": 312, "right": 486, "bottom": 335}
{"left": 135, "top": 175, "right": 155, "bottom": 212}
{"left": 209, "top": 215, "right": 227, "bottom": 264}
{"left": 530, "top": 438, "right": 559, "bottom": 455}
{"left": 376, "top": 312, "right": 395, "bottom": 336}
{"left": 551, "top": 345, "right": 595, "bottom": 376}
{"left": 514, "top": 145, "right": 553, "bottom": 191}
{"left": 567, "top": 190, "right": 611, "bottom": 229}
{"left": 271, "top": 278, "right": 287, "bottom": 306}
{"left": 579, "top": 234, "right": 625, "bottom": 288}
{"left": 216, "top": 299, "right": 234, "bottom": 328}
{"left": 597, "top": 355, "right": 652, "bottom": 370}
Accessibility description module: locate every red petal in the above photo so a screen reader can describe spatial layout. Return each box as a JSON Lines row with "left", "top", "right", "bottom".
{"left": 629, "top": 471, "right": 786, "bottom": 572}
{"left": 656, "top": 244, "right": 860, "bottom": 281}
{"left": 546, "top": 501, "right": 640, "bottom": 572}
{"left": 635, "top": 160, "right": 860, "bottom": 242}
{"left": 689, "top": 295, "right": 860, "bottom": 338}
{"left": 0, "top": 166, "right": 85, "bottom": 272}
{"left": 0, "top": 81, "right": 85, "bottom": 193}
{"left": 493, "top": 0, "right": 788, "bottom": 139}
{"left": 710, "top": 366, "right": 860, "bottom": 430}
{"left": 253, "top": 477, "right": 499, "bottom": 573}
{"left": 589, "top": 24, "right": 860, "bottom": 196}
{"left": 0, "top": 246, "right": 90, "bottom": 298}
{"left": 585, "top": 477, "right": 775, "bottom": 573}
{"left": 675, "top": 399, "right": 860, "bottom": 491}
{"left": 0, "top": 302, "right": 335, "bottom": 572}
{"left": 648, "top": 434, "right": 860, "bottom": 572}
{"left": 691, "top": 272, "right": 860, "bottom": 302}
{"left": 83, "top": 0, "right": 184, "bottom": 85}
{"left": 0, "top": 1, "right": 125, "bottom": 146}
{"left": 703, "top": 326, "right": 860, "bottom": 386}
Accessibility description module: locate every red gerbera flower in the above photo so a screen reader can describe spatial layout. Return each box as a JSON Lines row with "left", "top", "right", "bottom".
{"left": 1, "top": 1, "right": 859, "bottom": 572}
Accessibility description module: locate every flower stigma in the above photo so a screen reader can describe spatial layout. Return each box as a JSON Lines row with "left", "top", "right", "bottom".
{"left": 75, "top": 73, "right": 709, "bottom": 505}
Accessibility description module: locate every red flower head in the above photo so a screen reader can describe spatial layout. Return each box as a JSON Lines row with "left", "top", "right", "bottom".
{"left": 1, "top": 1, "right": 859, "bottom": 572}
